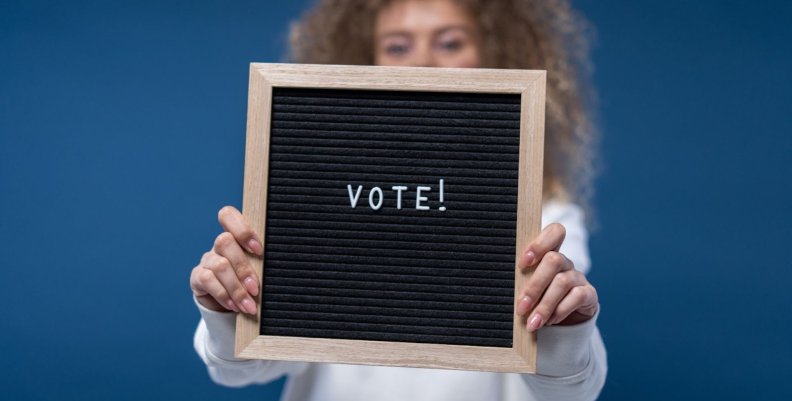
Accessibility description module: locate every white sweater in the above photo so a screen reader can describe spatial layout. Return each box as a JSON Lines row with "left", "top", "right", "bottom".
{"left": 193, "top": 201, "right": 607, "bottom": 400}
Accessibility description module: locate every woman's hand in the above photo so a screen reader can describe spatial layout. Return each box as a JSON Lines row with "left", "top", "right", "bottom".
{"left": 190, "top": 206, "right": 263, "bottom": 315}
{"left": 515, "top": 223, "right": 599, "bottom": 331}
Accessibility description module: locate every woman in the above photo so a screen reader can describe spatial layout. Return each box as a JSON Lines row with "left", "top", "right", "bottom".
{"left": 190, "top": 0, "right": 606, "bottom": 399}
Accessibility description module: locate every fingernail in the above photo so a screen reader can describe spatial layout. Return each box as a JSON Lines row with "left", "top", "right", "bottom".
{"left": 516, "top": 296, "right": 532, "bottom": 316}
{"left": 248, "top": 238, "right": 263, "bottom": 255}
{"left": 528, "top": 313, "right": 543, "bottom": 331}
{"left": 226, "top": 300, "right": 239, "bottom": 313}
{"left": 242, "top": 297, "right": 257, "bottom": 315}
{"left": 244, "top": 277, "right": 259, "bottom": 296}
{"left": 524, "top": 250, "right": 536, "bottom": 266}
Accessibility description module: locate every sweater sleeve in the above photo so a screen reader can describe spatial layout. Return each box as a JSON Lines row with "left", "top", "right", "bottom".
{"left": 503, "top": 201, "right": 607, "bottom": 401}
{"left": 192, "top": 295, "right": 309, "bottom": 387}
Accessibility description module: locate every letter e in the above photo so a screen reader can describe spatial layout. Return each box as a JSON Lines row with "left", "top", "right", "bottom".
{"left": 416, "top": 186, "right": 431, "bottom": 211}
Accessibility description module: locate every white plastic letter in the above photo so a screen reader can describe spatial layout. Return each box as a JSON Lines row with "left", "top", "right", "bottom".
{"left": 438, "top": 179, "right": 446, "bottom": 211}
{"left": 416, "top": 186, "right": 431, "bottom": 210}
{"left": 347, "top": 184, "right": 363, "bottom": 208}
{"left": 391, "top": 186, "right": 407, "bottom": 209}
{"left": 369, "top": 187, "right": 384, "bottom": 210}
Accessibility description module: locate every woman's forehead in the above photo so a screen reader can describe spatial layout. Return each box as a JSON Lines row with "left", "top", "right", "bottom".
{"left": 375, "top": 0, "right": 476, "bottom": 36}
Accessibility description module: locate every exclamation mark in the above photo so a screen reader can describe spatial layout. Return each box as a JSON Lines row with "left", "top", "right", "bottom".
{"left": 438, "top": 178, "right": 447, "bottom": 212}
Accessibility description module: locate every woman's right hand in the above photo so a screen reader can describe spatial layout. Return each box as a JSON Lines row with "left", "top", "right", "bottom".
{"left": 190, "top": 206, "right": 263, "bottom": 314}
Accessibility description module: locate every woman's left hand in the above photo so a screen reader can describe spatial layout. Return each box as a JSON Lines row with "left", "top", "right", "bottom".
{"left": 515, "top": 223, "right": 599, "bottom": 331}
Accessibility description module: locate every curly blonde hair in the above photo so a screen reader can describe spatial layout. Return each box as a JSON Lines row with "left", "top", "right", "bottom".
{"left": 289, "top": 0, "right": 598, "bottom": 213}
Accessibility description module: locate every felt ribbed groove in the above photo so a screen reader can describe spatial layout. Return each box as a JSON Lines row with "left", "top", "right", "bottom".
{"left": 264, "top": 276, "right": 511, "bottom": 297}
{"left": 270, "top": 171, "right": 517, "bottom": 187}
{"left": 271, "top": 134, "right": 519, "bottom": 149}
{"left": 263, "top": 266, "right": 511, "bottom": 285}
{"left": 266, "top": 308, "right": 511, "bottom": 330}
{"left": 261, "top": 88, "right": 520, "bottom": 348}
{"left": 273, "top": 104, "right": 519, "bottom": 120}
{"left": 267, "top": 219, "right": 515, "bottom": 238}
{"left": 266, "top": 252, "right": 511, "bottom": 271}
{"left": 264, "top": 317, "right": 512, "bottom": 338}
{"left": 265, "top": 310, "right": 512, "bottom": 331}
{"left": 273, "top": 132, "right": 519, "bottom": 147}
{"left": 270, "top": 152, "right": 520, "bottom": 168}
{"left": 270, "top": 145, "right": 519, "bottom": 162}
{"left": 273, "top": 88, "right": 519, "bottom": 110}
{"left": 267, "top": 255, "right": 509, "bottom": 282}
{"left": 273, "top": 112, "right": 519, "bottom": 129}
{"left": 266, "top": 301, "right": 509, "bottom": 321}
{"left": 266, "top": 293, "right": 514, "bottom": 314}
{"left": 265, "top": 244, "right": 513, "bottom": 263}
{"left": 268, "top": 205, "right": 517, "bottom": 224}
{"left": 266, "top": 235, "right": 515, "bottom": 254}
{"left": 274, "top": 92, "right": 518, "bottom": 105}
{"left": 268, "top": 211, "right": 516, "bottom": 229}
{"left": 268, "top": 228, "right": 516, "bottom": 246}
{"left": 265, "top": 284, "right": 512, "bottom": 305}
{"left": 268, "top": 293, "right": 511, "bottom": 320}
{"left": 260, "top": 327, "right": 510, "bottom": 347}
{"left": 270, "top": 160, "right": 518, "bottom": 179}
{"left": 273, "top": 87, "right": 517, "bottom": 102}
{"left": 274, "top": 97, "right": 520, "bottom": 112}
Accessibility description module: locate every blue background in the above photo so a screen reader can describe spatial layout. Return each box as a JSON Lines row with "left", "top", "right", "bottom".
{"left": 1, "top": 0, "right": 790, "bottom": 399}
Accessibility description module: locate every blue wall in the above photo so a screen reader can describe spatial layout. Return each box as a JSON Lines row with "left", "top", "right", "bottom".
{"left": 1, "top": 1, "right": 790, "bottom": 400}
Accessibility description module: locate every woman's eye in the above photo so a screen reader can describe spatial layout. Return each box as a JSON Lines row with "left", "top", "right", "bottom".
{"left": 385, "top": 43, "right": 410, "bottom": 56}
{"left": 437, "top": 39, "right": 463, "bottom": 52}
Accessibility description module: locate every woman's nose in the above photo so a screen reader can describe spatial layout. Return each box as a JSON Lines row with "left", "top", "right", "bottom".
{"left": 407, "top": 42, "right": 436, "bottom": 67}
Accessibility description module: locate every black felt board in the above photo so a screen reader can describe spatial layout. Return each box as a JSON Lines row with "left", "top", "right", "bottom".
{"left": 260, "top": 87, "right": 520, "bottom": 348}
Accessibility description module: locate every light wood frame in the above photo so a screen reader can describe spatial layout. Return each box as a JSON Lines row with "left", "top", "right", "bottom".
{"left": 236, "top": 63, "right": 546, "bottom": 373}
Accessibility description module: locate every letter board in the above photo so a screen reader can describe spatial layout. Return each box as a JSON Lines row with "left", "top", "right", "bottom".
{"left": 235, "top": 63, "right": 546, "bottom": 373}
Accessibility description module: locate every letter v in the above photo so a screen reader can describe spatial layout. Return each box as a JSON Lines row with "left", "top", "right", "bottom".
{"left": 347, "top": 184, "right": 363, "bottom": 208}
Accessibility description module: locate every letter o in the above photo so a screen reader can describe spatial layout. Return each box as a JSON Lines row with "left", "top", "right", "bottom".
{"left": 368, "top": 187, "right": 384, "bottom": 210}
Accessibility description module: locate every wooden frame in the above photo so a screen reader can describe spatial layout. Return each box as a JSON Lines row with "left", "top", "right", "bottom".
{"left": 236, "top": 63, "right": 546, "bottom": 373}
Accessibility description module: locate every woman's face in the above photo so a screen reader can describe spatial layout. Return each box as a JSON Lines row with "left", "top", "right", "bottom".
{"left": 374, "top": 0, "right": 482, "bottom": 68}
